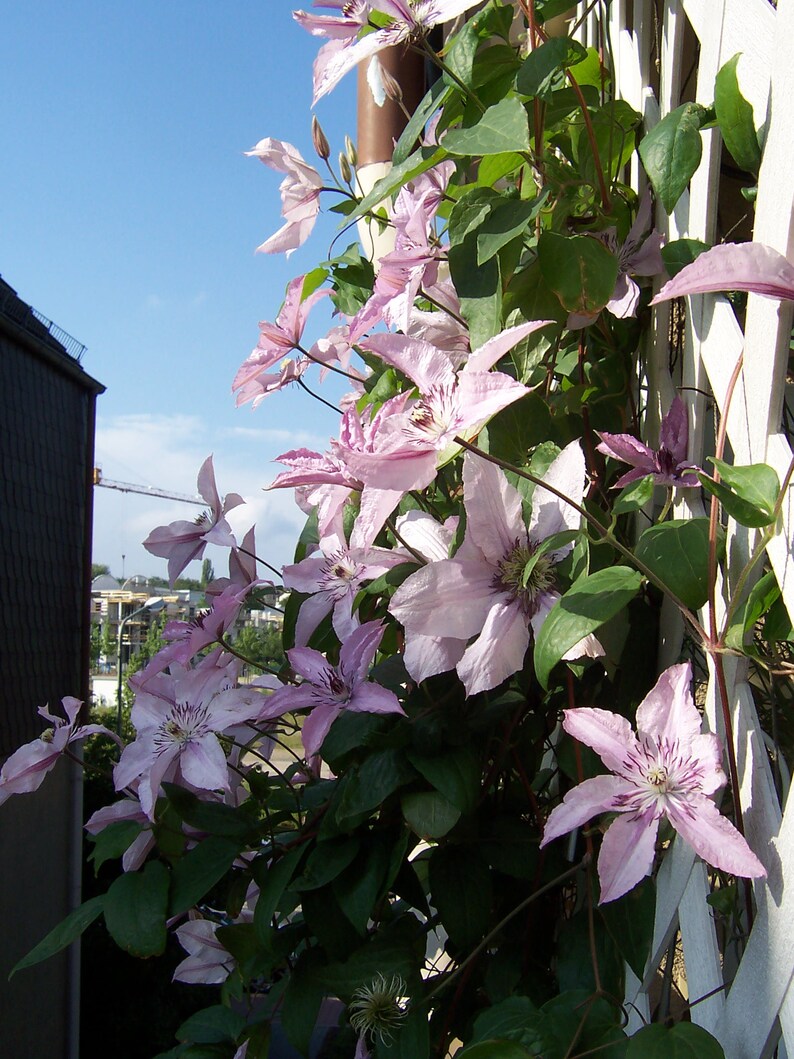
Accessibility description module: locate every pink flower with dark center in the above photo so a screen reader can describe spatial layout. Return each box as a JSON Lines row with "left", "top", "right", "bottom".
{"left": 0, "top": 698, "right": 117, "bottom": 806}
{"left": 259, "top": 621, "right": 405, "bottom": 756}
{"left": 596, "top": 396, "right": 700, "bottom": 489}
{"left": 246, "top": 138, "right": 324, "bottom": 255}
{"left": 143, "top": 456, "right": 244, "bottom": 585}
{"left": 540, "top": 662, "right": 767, "bottom": 903}
{"left": 115, "top": 654, "right": 265, "bottom": 819}
{"left": 283, "top": 529, "right": 408, "bottom": 646}
{"left": 233, "top": 274, "right": 328, "bottom": 408}
{"left": 339, "top": 323, "right": 551, "bottom": 546}
{"left": 390, "top": 443, "right": 602, "bottom": 695}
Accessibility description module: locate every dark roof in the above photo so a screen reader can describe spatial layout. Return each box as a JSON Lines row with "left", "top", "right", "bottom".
{"left": 0, "top": 275, "right": 104, "bottom": 394}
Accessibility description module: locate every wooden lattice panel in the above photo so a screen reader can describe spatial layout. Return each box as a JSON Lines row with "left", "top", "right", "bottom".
{"left": 576, "top": 1, "right": 794, "bottom": 1055}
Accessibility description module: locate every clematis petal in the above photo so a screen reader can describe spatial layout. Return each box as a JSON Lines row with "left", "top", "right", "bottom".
{"left": 462, "top": 451, "right": 526, "bottom": 565}
{"left": 635, "top": 662, "right": 701, "bottom": 746}
{"left": 340, "top": 621, "right": 386, "bottom": 686}
{"left": 541, "top": 774, "right": 632, "bottom": 847}
{"left": 465, "top": 320, "right": 554, "bottom": 374}
{"left": 658, "top": 396, "right": 689, "bottom": 464}
{"left": 302, "top": 703, "right": 342, "bottom": 757}
{"left": 667, "top": 794, "right": 766, "bottom": 879}
{"left": 180, "top": 735, "right": 231, "bottom": 794}
{"left": 456, "top": 598, "right": 530, "bottom": 696}
{"left": 403, "top": 631, "right": 466, "bottom": 683}
{"left": 651, "top": 242, "right": 794, "bottom": 305}
{"left": 598, "top": 811, "right": 660, "bottom": 903}
{"left": 390, "top": 558, "right": 496, "bottom": 639}
{"left": 528, "top": 440, "right": 585, "bottom": 549}
{"left": 595, "top": 431, "right": 655, "bottom": 471}
{"left": 562, "top": 707, "right": 638, "bottom": 775}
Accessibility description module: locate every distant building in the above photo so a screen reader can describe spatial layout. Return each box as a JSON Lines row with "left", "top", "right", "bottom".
{"left": 0, "top": 277, "right": 104, "bottom": 1059}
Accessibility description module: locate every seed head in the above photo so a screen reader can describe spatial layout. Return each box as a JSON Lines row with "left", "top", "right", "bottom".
{"left": 349, "top": 973, "right": 408, "bottom": 1044}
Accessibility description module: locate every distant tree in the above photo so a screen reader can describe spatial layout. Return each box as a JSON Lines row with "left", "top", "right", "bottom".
{"left": 233, "top": 624, "right": 286, "bottom": 672}
{"left": 91, "top": 563, "right": 111, "bottom": 579}
{"left": 201, "top": 558, "right": 215, "bottom": 588}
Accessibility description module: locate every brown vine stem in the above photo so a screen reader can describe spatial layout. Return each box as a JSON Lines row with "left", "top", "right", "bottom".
{"left": 422, "top": 854, "right": 591, "bottom": 1005}
{"left": 454, "top": 435, "right": 710, "bottom": 643}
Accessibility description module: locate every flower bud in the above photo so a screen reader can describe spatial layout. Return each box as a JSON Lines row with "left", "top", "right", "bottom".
{"left": 338, "top": 151, "right": 353, "bottom": 184}
{"left": 311, "top": 116, "right": 331, "bottom": 161}
{"left": 378, "top": 64, "right": 403, "bottom": 105}
{"left": 344, "top": 134, "right": 358, "bottom": 167}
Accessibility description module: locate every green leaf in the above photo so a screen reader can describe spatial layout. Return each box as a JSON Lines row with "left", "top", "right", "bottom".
{"left": 534, "top": 567, "right": 644, "bottom": 688}
{"left": 176, "top": 1006, "right": 246, "bottom": 1045}
{"left": 538, "top": 231, "right": 619, "bottom": 314}
{"left": 600, "top": 877, "right": 655, "bottom": 980}
{"left": 336, "top": 749, "right": 417, "bottom": 827}
{"left": 478, "top": 152, "right": 525, "bottom": 187}
{"left": 634, "top": 518, "right": 720, "bottom": 609}
{"left": 406, "top": 744, "right": 480, "bottom": 812}
{"left": 626, "top": 1023, "right": 725, "bottom": 1058}
{"left": 333, "top": 831, "right": 397, "bottom": 933}
{"left": 9, "top": 894, "right": 105, "bottom": 979}
{"left": 445, "top": 3, "right": 513, "bottom": 88}
{"left": 612, "top": 476, "right": 655, "bottom": 514}
{"left": 701, "top": 458, "right": 780, "bottom": 527}
{"left": 444, "top": 97, "right": 531, "bottom": 156}
{"left": 163, "top": 783, "right": 254, "bottom": 840}
{"left": 313, "top": 915, "right": 419, "bottom": 995}
{"left": 170, "top": 836, "right": 242, "bottom": 917}
{"left": 449, "top": 189, "right": 503, "bottom": 347}
{"left": 476, "top": 197, "right": 542, "bottom": 265}
{"left": 429, "top": 846, "right": 492, "bottom": 948}
{"left": 252, "top": 846, "right": 304, "bottom": 941}
{"left": 639, "top": 102, "right": 711, "bottom": 213}
{"left": 392, "top": 78, "right": 451, "bottom": 165}
{"left": 661, "top": 238, "right": 710, "bottom": 278}
{"left": 88, "top": 819, "right": 143, "bottom": 874}
{"left": 725, "top": 569, "right": 780, "bottom": 650}
{"left": 764, "top": 593, "right": 794, "bottom": 642}
{"left": 471, "top": 996, "right": 539, "bottom": 1043}
{"left": 104, "top": 860, "right": 169, "bottom": 957}
{"left": 347, "top": 145, "right": 448, "bottom": 224}
{"left": 402, "top": 791, "right": 461, "bottom": 838}
{"left": 536, "top": 0, "right": 579, "bottom": 20}
{"left": 291, "top": 836, "right": 360, "bottom": 892}
{"left": 714, "top": 54, "right": 761, "bottom": 174}
{"left": 457, "top": 1043, "right": 533, "bottom": 1059}
{"left": 281, "top": 949, "right": 326, "bottom": 1056}
{"left": 516, "top": 37, "right": 588, "bottom": 100}
{"left": 481, "top": 393, "right": 553, "bottom": 465}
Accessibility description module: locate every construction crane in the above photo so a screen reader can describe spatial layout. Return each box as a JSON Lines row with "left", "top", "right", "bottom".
{"left": 93, "top": 467, "right": 205, "bottom": 506}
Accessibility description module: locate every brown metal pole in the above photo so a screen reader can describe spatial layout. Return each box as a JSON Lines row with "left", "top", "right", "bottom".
{"left": 356, "top": 45, "right": 426, "bottom": 165}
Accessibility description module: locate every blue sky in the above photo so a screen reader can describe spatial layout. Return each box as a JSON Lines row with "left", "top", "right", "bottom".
{"left": 1, "top": 0, "right": 357, "bottom": 581}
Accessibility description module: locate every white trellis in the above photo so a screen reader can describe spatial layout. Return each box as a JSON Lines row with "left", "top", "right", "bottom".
{"left": 576, "top": 1, "right": 794, "bottom": 1055}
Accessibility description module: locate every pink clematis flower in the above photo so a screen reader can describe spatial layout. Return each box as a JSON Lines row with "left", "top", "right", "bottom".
{"left": 540, "top": 662, "right": 767, "bottom": 903}
{"left": 85, "top": 788, "right": 155, "bottom": 872}
{"left": 283, "top": 528, "right": 409, "bottom": 646}
{"left": 246, "top": 138, "right": 324, "bottom": 255}
{"left": 173, "top": 918, "right": 236, "bottom": 984}
{"left": 259, "top": 621, "right": 405, "bottom": 756}
{"left": 0, "top": 697, "right": 117, "bottom": 806}
{"left": 114, "top": 653, "right": 265, "bottom": 819}
{"left": 390, "top": 443, "right": 602, "bottom": 696}
{"left": 596, "top": 396, "right": 700, "bottom": 489}
{"left": 233, "top": 274, "right": 328, "bottom": 408}
{"left": 297, "top": 0, "right": 477, "bottom": 103}
{"left": 342, "top": 322, "right": 551, "bottom": 547}
{"left": 143, "top": 456, "right": 244, "bottom": 585}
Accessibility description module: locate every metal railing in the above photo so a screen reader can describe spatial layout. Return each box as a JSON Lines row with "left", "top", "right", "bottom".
{"left": 0, "top": 282, "right": 87, "bottom": 362}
